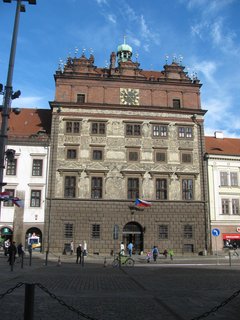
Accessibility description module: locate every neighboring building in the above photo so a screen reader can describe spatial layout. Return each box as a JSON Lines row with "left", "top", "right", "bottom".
{"left": 45, "top": 41, "right": 209, "bottom": 255}
{"left": 205, "top": 132, "right": 240, "bottom": 252}
{"left": 0, "top": 108, "right": 51, "bottom": 250}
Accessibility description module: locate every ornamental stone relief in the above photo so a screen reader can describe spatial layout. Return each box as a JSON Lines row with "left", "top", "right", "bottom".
{"left": 105, "top": 169, "right": 124, "bottom": 199}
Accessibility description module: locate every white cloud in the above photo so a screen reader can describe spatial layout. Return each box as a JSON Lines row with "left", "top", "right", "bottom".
{"left": 96, "top": 0, "right": 108, "bottom": 5}
{"left": 193, "top": 60, "right": 217, "bottom": 83}
{"left": 12, "top": 96, "right": 46, "bottom": 109}
{"left": 107, "top": 14, "right": 116, "bottom": 24}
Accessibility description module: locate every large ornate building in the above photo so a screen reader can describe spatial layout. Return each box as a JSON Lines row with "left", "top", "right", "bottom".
{"left": 45, "top": 42, "right": 209, "bottom": 255}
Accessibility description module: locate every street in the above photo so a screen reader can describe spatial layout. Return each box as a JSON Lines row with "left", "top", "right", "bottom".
{"left": 0, "top": 253, "right": 240, "bottom": 319}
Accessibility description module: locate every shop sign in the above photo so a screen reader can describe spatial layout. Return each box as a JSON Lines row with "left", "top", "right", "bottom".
{"left": 223, "top": 234, "right": 240, "bottom": 240}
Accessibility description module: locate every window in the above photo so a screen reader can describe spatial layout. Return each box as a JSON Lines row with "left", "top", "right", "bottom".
{"left": 64, "top": 176, "right": 76, "bottom": 198}
{"left": 92, "top": 149, "right": 103, "bottom": 161}
{"left": 222, "top": 199, "right": 229, "bottom": 214}
{"left": 220, "top": 172, "right": 228, "bottom": 186}
{"left": 126, "top": 124, "right": 141, "bottom": 137}
{"left": 66, "top": 121, "right": 80, "bottom": 134}
{"left": 91, "top": 122, "right": 106, "bottom": 135}
{"left": 158, "top": 225, "right": 168, "bottom": 239}
{"left": 152, "top": 125, "right": 168, "bottom": 137}
{"left": 184, "top": 224, "right": 193, "bottom": 239}
{"left": 128, "top": 150, "right": 139, "bottom": 162}
{"left": 64, "top": 223, "right": 73, "bottom": 239}
{"left": 67, "top": 149, "right": 77, "bottom": 159}
{"left": 156, "top": 179, "right": 167, "bottom": 200}
{"left": 30, "top": 190, "right": 41, "bottom": 207}
{"left": 6, "top": 159, "right": 17, "bottom": 175}
{"left": 230, "top": 172, "right": 238, "bottom": 186}
{"left": 92, "top": 224, "right": 100, "bottom": 239}
{"left": 32, "top": 159, "right": 43, "bottom": 176}
{"left": 181, "top": 153, "right": 192, "bottom": 163}
{"left": 173, "top": 99, "right": 181, "bottom": 109}
{"left": 182, "top": 179, "right": 193, "bottom": 200}
{"left": 232, "top": 199, "right": 239, "bottom": 215}
{"left": 3, "top": 189, "right": 14, "bottom": 207}
{"left": 127, "top": 178, "right": 139, "bottom": 200}
{"left": 155, "top": 151, "right": 166, "bottom": 163}
{"left": 91, "top": 177, "right": 103, "bottom": 199}
{"left": 77, "top": 93, "right": 85, "bottom": 103}
{"left": 178, "top": 127, "right": 193, "bottom": 139}
{"left": 183, "top": 244, "right": 194, "bottom": 253}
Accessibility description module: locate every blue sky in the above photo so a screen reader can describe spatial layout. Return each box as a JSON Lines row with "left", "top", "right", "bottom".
{"left": 0, "top": 0, "right": 240, "bottom": 137}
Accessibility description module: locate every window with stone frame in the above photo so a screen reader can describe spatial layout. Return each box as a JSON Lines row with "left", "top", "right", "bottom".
{"left": 232, "top": 199, "right": 240, "bottom": 215}
{"left": 178, "top": 126, "right": 193, "bottom": 139}
{"left": 182, "top": 178, "right": 193, "bottom": 200}
{"left": 158, "top": 224, "right": 169, "bottom": 239}
{"left": 91, "top": 122, "right": 106, "bottom": 135}
{"left": 32, "top": 159, "right": 43, "bottom": 176}
{"left": 64, "top": 223, "right": 73, "bottom": 239}
{"left": 6, "top": 159, "right": 17, "bottom": 175}
{"left": 156, "top": 178, "right": 167, "bottom": 200}
{"left": 220, "top": 172, "right": 228, "bottom": 186}
{"left": 3, "top": 189, "right": 14, "bottom": 207}
{"left": 127, "top": 178, "right": 139, "bottom": 200}
{"left": 173, "top": 99, "right": 181, "bottom": 109}
{"left": 181, "top": 152, "right": 192, "bottom": 163}
{"left": 64, "top": 176, "right": 76, "bottom": 198}
{"left": 30, "top": 190, "right": 41, "bottom": 207}
{"left": 230, "top": 172, "right": 238, "bottom": 186}
{"left": 183, "top": 224, "right": 193, "bottom": 239}
{"left": 65, "top": 121, "right": 80, "bottom": 134}
{"left": 155, "top": 150, "right": 167, "bottom": 163}
{"left": 66, "top": 149, "right": 77, "bottom": 160}
{"left": 127, "top": 149, "right": 139, "bottom": 162}
{"left": 92, "top": 149, "right": 103, "bottom": 161}
{"left": 126, "top": 123, "right": 141, "bottom": 137}
{"left": 92, "top": 224, "right": 101, "bottom": 239}
{"left": 91, "top": 177, "right": 103, "bottom": 199}
{"left": 77, "top": 93, "right": 85, "bottom": 103}
{"left": 222, "top": 199, "right": 229, "bottom": 214}
{"left": 152, "top": 124, "right": 168, "bottom": 138}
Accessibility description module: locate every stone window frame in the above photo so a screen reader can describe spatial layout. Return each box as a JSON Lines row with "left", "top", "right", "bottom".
{"left": 91, "top": 224, "right": 101, "bottom": 239}
{"left": 221, "top": 198, "right": 230, "bottom": 215}
{"left": 181, "top": 151, "right": 193, "bottom": 164}
{"left": 158, "top": 224, "right": 169, "bottom": 239}
{"left": 220, "top": 171, "right": 228, "bottom": 186}
{"left": 6, "top": 158, "right": 17, "bottom": 175}
{"left": 127, "top": 176, "right": 140, "bottom": 200}
{"left": 125, "top": 123, "right": 142, "bottom": 137}
{"left": 90, "top": 121, "right": 106, "bottom": 136}
{"left": 65, "top": 120, "right": 81, "bottom": 134}
{"left": 92, "top": 147, "right": 104, "bottom": 161}
{"left": 232, "top": 199, "right": 240, "bottom": 215}
{"left": 154, "top": 149, "right": 167, "bottom": 163}
{"left": 126, "top": 147, "right": 140, "bottom": 162}
{"left": 183, "top": 224, "right": 193, "bottom": 239}
{"left": 155, "top": 177, "right": 168, "bottom": 200}
{"left": 91, "top": 175, "right": 104, "bottom": 199}
{"left": 230, "top": 172, "right": 238, "bottom": 186}
{"left": 30, "top": 189, "right": 42, "bottom": 207}
{"left": 32, "top": 159, "right": 43, "bottom": 176}
{"left": 64, "top": 222, "right": 74, "bottom": 239}
{"left": 181, "top": 176, "right": 194, "bottom": 200}
{"left": 66, "top": 148, "right": 78, "bottom": 160}
{"left": 64, "top": 175, "right": 77, "bottom": 198}
{"left": 173, "top": 99, "right": 181, "bottom": 109}
{"left": 152, "top": 124, "right": 168, "bottom": 138}
{"left": 178, "top": 126, "right": 193, "bottom": 140}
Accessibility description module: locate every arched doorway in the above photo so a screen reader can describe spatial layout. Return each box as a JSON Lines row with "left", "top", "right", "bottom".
{"left": 25, "top": 227, "right": 42, "bottom": 252}
{"left": 123, "top": 222, "right": 143, "bottom": 254}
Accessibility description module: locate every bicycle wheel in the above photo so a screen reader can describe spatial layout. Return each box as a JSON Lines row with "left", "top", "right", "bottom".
{"left": 112, "top": 258, "right": 119, "bottom": 268}
{"left": 126, "top": 258, "right": 134, "bottom": 267}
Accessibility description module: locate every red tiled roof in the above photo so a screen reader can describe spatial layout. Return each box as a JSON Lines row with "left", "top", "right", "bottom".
{"left": 0, "top": 108, "right": 52, "bottom": 138}
{"left": 205, "top": 136, "right": 240, "bottom": 156}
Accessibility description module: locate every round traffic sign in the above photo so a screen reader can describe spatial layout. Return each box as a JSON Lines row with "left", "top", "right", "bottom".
{"left": 212, "top": 228, "right": 220, "bottom": 237}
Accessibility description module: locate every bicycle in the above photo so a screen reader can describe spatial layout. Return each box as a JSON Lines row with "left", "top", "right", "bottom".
{"left": 112, "top": 254, "right": 135, "bottom": 267}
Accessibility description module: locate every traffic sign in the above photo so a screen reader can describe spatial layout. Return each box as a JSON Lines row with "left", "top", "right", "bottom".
{"left": 212, "top": 228, "right": 221, "bottom": 237}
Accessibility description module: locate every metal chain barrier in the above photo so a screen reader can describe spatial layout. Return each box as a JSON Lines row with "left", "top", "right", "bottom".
{"left": 35, "top": 283, "right": 100, "bottom": 320}
{"left": 191, "top": 289, "right": 240, "bottom": 319}
{"left": 0, "top": 282, "right": 24, "bottom": 300}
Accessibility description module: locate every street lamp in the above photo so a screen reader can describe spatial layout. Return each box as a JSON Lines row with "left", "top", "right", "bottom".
{"left": 0, "top": 0, "right": 37, "bottom": 216}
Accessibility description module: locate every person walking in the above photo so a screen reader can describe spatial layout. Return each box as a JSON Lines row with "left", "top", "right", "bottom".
{"left": 4, "top": 239, "right": 10, "bottom": 256}
{"left": 83, "top": 240, "right": 87, "bottom": 256}
{"left": 76, "top": 244, "right": 82, "bottom": 264}
{"left": 152, "top": 245, "right": 159, "bottom": 262}
{"left": 120, "top": 241, "right": 125, "bottom": 256}
{"left": 163, "top": 249, "right": 168, "bottom": 259}
{"left": 8, "top": 241, "right": 17, "bottom": 266}
{"left": 17, "top": 243, "right": 24, "bottom": 258}
{"left": 127, "top": 242, "right": 133, "bottom": 257}
{"left": 169, "top": 249, "right": 174, "bottom": 260}
{"left": 70, "top": 241, "right": 74, "bottom": 255}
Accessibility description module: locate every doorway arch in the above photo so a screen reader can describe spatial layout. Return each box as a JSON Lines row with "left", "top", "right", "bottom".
{"left": 25, "top": 227, "right": 42, "bottom": 252}
{"left": 122, "top": 222, "right": 143, "bottom": 254}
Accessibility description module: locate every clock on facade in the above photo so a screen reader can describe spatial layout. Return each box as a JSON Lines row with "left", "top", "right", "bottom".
{"left": 120, "top": 88, "right": 139, "bottom": 105}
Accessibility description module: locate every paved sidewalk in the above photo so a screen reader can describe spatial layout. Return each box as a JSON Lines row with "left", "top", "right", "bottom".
{"left": 0, "top": 252, "right": 240, "bottom": 320}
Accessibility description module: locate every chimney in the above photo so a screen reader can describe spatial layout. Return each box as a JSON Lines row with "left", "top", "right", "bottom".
{"left": 214, "top": 131, "right": 223, "bottom": 139}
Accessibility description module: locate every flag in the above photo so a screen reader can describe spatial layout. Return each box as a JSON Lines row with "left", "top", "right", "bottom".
{"left": 12, "top": 197, "right": 24, "bottom": 208}
{"left": 0, "top": 191, "right": 10, "bottom": 201}
{"left": 135, "top": 198, "right": 152, "bottom": 207}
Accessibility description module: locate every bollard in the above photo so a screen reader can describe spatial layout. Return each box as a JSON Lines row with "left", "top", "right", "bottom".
{"left": 21, "top": 253, "right": 24, "bottom": 269}
{"left": 82, "top": 254, "right": 84, "bottom": 267}
{"left": 10, "top": 254, "right": 14, "bottom": 272}
{"left": 229, "top": 250, "right": 232, "bottom": 267}
{"left": 103, "top": 257, "right": 107, "bottom": 267}
{"left": 24, "top": 283, "right": 35, "bottom": 320}
{"left": 57, "top": 256, "right": 61, "bottom": 266}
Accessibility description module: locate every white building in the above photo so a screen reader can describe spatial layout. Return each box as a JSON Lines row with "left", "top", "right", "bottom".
{"left": 205, "top": 132, "right": 240, "bottom": 252}
{"left": 0, "top": 108, "right": 51, "bottom": 250}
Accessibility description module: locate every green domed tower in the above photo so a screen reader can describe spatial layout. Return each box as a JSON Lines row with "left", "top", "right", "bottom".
{"left": 117, "top": 37, "right": 133, "bottom": 63}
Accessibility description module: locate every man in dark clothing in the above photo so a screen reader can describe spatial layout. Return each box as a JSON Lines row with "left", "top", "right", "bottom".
{"left": 8, "top": 241, "right": 17, "bottom": 265}
{"left": 76, "top": 244, "right": 82, "bottom": 264}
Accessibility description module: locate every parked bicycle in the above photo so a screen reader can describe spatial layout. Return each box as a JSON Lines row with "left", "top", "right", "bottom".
{"left": 112, "top": 254, "right": 135, "bottom": 267}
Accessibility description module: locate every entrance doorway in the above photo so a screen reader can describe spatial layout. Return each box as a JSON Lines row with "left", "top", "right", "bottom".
{"left": 25, "top": 227, "right": 42, "bottom": 252}
{"left": 122, "top": 222, "right": 143, "bottom": 255}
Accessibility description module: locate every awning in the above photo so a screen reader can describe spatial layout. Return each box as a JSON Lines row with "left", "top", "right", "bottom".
{"left": 223, "top": 234, "right": 240, "bottom": 240}
{"left": 0, "top": 227, "right": 13, "bottom": 236}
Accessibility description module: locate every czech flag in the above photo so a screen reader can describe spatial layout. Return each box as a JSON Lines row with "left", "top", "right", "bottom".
{"left": 0, "top": 191, "right": 10, "bottom": 201}
{"left": 135, "top": 198, "right": 152, "bottom": 207}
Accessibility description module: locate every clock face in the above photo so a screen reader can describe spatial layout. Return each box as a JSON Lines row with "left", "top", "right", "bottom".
{"left": 120, "top": 88, "right": 139, "bottom": 105}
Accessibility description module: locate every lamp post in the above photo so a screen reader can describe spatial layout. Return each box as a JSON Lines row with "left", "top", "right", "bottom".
{"left": 0, "top": 0, "right": 37, "bottom": 217}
